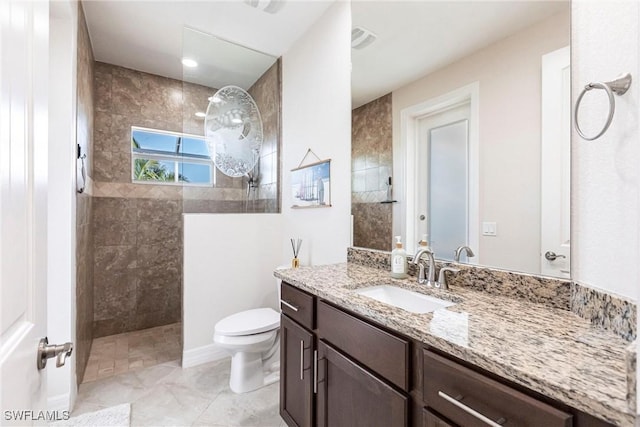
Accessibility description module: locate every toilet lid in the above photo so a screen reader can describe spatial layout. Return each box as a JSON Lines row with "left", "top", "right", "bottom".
{"left": 215, "top": 308, "right": 280, "bottom": 336}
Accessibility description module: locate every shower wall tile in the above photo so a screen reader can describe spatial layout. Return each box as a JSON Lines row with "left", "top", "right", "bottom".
{"left": 93, "top": 221, "right": 136, "bottom": 247}
{"left": 75, "top": 3, "right": 95, "bottom": 386}
{"left": 93, "top": 61, "right": 280, "bottom": 209}
{"left": 92, "top": 197, "right": 183, "bottom": 338}
{"left": 351, "top": 94, "right": 393, "bottom": 250}
{"left": 94, "top": 62, "right": 112, "bottom": 113}
{"left": 93, "top": 182, "right": 183, "bottom": 200}
{"left": 94, "top": 269, "right": 137, "bottom": 319}
{"left": 94, "top": 150, "right": 131, "bottom": 183}
{"left": 94, "top": 112, "right": 130, "bottom": 153}
{"left": 136, "top": 221, "right": 181, "bottom": 245}
{"left": 352, "top": 202, "right": 393, "bottom": 251}
{"left": 182, "top": 81, "right": 213, "bottom": 136}
{"left": 182, "top": 200, "right": 245, "bottom": 213}
{"left": 249, "top": 60, "right": 281, "bottom": 209}
{"left": 76, "top": 194, "right": 94, "bottom": 385}
{"left": 94, "top": 245, "right": 137, "bottom": 276}
{"left": 110, "top": 66, "right": 143, "bottom": 117}
{"left": 91, "top": 58, "right": 281, "bottom": 339}
{"left": 141, "top": 73, "right": 183, "bottom": 124}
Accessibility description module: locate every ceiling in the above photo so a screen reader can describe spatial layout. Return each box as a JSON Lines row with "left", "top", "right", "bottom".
{"left": 83, "top": 0, "right": 334, "bottom": 89}
{"left": 351, "top": 1, "right": 570, "bottom": 108}
{"left": 83, "top": 1, "right": 569, "bottom": 104}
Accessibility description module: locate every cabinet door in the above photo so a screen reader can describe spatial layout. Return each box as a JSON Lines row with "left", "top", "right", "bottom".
{"left": 423, "top": 408, "right": 457, "bottom": 427}
{"left": 280, "top": 315, "right": 314, "bottom": 427}
{"left": 316, "top": 340, "right": 408, "bottom": 427}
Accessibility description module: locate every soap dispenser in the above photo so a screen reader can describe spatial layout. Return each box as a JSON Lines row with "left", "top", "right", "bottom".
{"left": 390, "top": 236, "right": 408, "bottom": 279}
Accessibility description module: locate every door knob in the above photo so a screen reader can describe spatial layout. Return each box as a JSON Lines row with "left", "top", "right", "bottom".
{"left": 37, "top": 337, "right": 73, "bottom": 370}
{"left": 544, "top": 251, "right": 566, "bottom": 261}
{"left": 419, "top": 215, "right": 426, "bottom": 221}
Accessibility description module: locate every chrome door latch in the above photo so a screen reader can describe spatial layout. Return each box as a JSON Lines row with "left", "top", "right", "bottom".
{"left": 544, "top": 251, "right": 566, "bottom": 261}
{"left": 37, "top": 337, "right": 73, "bottom": 370}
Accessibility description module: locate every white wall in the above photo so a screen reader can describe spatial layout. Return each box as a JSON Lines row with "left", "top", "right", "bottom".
{"left": 392, "top": 10, "right": 569, "bottom": 274}
{"left": 571, "top": 0, "right": 639, "bottom": 302}
{"left": 280, "top": 1, "right": 352, "bottom": 267}
{"left": 47, "top": 0, "right": 78, "bottom": 411}
{"left": 182, "top": 214, "right": 284, "bottom": 367}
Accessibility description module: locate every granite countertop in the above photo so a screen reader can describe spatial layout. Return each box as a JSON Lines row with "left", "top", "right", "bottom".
{"left": 274, "top": 262, "right": 635, "bottom": 427}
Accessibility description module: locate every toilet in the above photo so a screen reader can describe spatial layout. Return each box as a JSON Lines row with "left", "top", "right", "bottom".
{"left": 213, "top": 270, "right": 285, "bottom": 393}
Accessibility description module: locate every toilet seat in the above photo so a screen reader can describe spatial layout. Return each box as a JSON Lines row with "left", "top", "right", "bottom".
{"left": 214, "top": 329, "right": 278, "bottom": 347}
{"left": 215, "top": 307, "right": 279, "bottom": 336}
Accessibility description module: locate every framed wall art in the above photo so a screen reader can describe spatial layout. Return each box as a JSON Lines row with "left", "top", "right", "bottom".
{"left": 291, "top": 149, "right": 331, "bottom": 209}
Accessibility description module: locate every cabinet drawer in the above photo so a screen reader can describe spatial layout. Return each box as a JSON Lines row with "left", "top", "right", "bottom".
{"left": 423, "top": 350, "right": 572, "bottom": 427}
{"left": 280, "top": 282, "right": 315, "bottom": 330}
{"left": 317, "top": 300, "right": 410, "bottom": 391}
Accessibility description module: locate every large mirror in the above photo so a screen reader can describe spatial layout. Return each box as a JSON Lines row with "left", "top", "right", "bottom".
{"left": 351, "top": 1, "right": 571, "bottom": 279}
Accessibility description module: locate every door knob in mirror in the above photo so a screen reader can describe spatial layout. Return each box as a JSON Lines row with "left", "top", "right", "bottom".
{"left": 544, "top": 251, "right": 566, "bottom": 261}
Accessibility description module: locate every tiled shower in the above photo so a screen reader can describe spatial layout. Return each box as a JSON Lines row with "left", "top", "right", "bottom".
{"left": 351, "top": 93, "right": 393, "bottom": 251}
{"left": 75, "top": 3, "right": 281, "bottom": 383}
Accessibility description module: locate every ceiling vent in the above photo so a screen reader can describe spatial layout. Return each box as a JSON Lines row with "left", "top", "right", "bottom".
{"left": 351, "top": 27, "right": 377, "bottom": 50}
{"left": 244, "top": 0, "right": 286, "bottom": 14}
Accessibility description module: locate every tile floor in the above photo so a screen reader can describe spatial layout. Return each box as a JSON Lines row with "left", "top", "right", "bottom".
{"left": 74, "top": 358, "right": 284, "bottom": 427}
{"left": 83, "top": 323, "right": 182, "bottom": 383}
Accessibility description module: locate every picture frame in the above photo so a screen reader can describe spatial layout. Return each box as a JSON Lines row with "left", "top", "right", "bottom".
{"left": 291, "top": 159, "right": 331, "bottom": 208}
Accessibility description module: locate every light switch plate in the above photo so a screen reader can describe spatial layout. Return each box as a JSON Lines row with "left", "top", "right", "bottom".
{"left": 482, "top": 222, "right": 497, "bottom": 236}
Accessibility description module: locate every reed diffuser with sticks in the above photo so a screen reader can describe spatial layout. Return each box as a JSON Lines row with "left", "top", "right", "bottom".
{"left": 290, "top": 238, "right": 302, "bottom": 268}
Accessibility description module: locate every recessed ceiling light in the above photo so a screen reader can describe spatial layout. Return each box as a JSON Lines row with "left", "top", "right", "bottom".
{"left": 195, "top": 112, "right": 206, "bottom": 118}
{"left": 182, "top": 58, "right": 198, "bottom": 68}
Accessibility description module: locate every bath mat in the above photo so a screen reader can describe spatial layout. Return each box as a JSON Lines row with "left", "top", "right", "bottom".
{"left": 52, "top": 403, "right": 130, "bottom": 427}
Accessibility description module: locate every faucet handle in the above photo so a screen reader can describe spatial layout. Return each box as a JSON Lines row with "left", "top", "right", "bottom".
{"left": 417, "top": 263, "right": 426, "bottom": 284}
{"left": 436, "top": 267, "right": 460, "bottom": 290}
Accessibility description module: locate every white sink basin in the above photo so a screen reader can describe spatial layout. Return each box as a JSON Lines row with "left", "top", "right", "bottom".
{"left": 354, "top": 285, "right": 455, "bottom": 314}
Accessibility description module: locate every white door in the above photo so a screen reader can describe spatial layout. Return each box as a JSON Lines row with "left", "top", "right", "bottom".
{"left": 417, "top": 103, "right": 470, "bottom": 261}
{"left": 1, "top": 0, "right": 50, "bottom": 422}
{"left": 541, "top": 46, "right": 571, "bottom": 278}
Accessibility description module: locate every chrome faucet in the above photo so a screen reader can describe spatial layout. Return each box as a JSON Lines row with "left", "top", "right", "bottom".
{"left": 412, "top": 248, "right": 436, "bottom": 287}
{"left": 454, "top": 245, "right": 475, "bottom": 263}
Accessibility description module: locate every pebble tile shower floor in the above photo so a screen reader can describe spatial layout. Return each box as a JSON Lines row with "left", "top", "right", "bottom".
{"left": 82, "top": 323, "right": 182, "bottom": 383}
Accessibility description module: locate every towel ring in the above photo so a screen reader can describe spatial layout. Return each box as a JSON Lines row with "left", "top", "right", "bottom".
{"left": 574, "top": 73, "right": 632, "bottom": 141}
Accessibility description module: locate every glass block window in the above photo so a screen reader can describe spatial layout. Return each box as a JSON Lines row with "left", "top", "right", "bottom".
{"left": 131, "top": 127, "right": 213, "bottom": 186}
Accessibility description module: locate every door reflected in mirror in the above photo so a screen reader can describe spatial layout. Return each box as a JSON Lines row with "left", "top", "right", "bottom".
{"left": 351, "top": 1, "right": 571, "bottom": 278}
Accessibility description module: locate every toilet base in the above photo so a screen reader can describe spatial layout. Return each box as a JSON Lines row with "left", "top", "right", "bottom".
{"left": 229, "top": 351, "right": 280, "bottom": 394}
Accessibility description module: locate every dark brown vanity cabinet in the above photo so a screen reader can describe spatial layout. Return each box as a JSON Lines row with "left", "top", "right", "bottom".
{"left": 423, "top": 350, "right": 573, "bottom": 427}
{"left": 316, "top": 340, "right": 408, "bottom": 427}
{"left": 280, "top": 283, "right": 410, "bottom": 427}
{"left": 280, "top": 314, "right": 314, "bottom": 427}
{"left": 423, "top": 409, "right": 455, "bottom": 427}
{"left": 280, "top": 283, "right": 316, "bottom": 427}
{"left": 279, "top": 282, "right": 616, "bottom": 427}
{"left": 316, "top": 300, "right": 410, "bottom": 427}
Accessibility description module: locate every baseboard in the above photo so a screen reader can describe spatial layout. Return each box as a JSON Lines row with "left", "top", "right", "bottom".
{"left": 48, "top": 393, "right": 70, "bottom": 412}
{"left": 182, "top": 343, "right": 228, "bottom": 368}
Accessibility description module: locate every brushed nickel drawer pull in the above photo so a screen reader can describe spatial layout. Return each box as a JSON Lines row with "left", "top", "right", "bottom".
{"left": 280, "top": 299, "right": 299, "bottom": 312}
{"left": 300, "top": 340, "right": 304, "bottom": 380}
{"left": 313, "top": 350, "right": 318, "bottom": 394}
{"left": 438, "top": 391, "right": 506, "bottom": 427}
